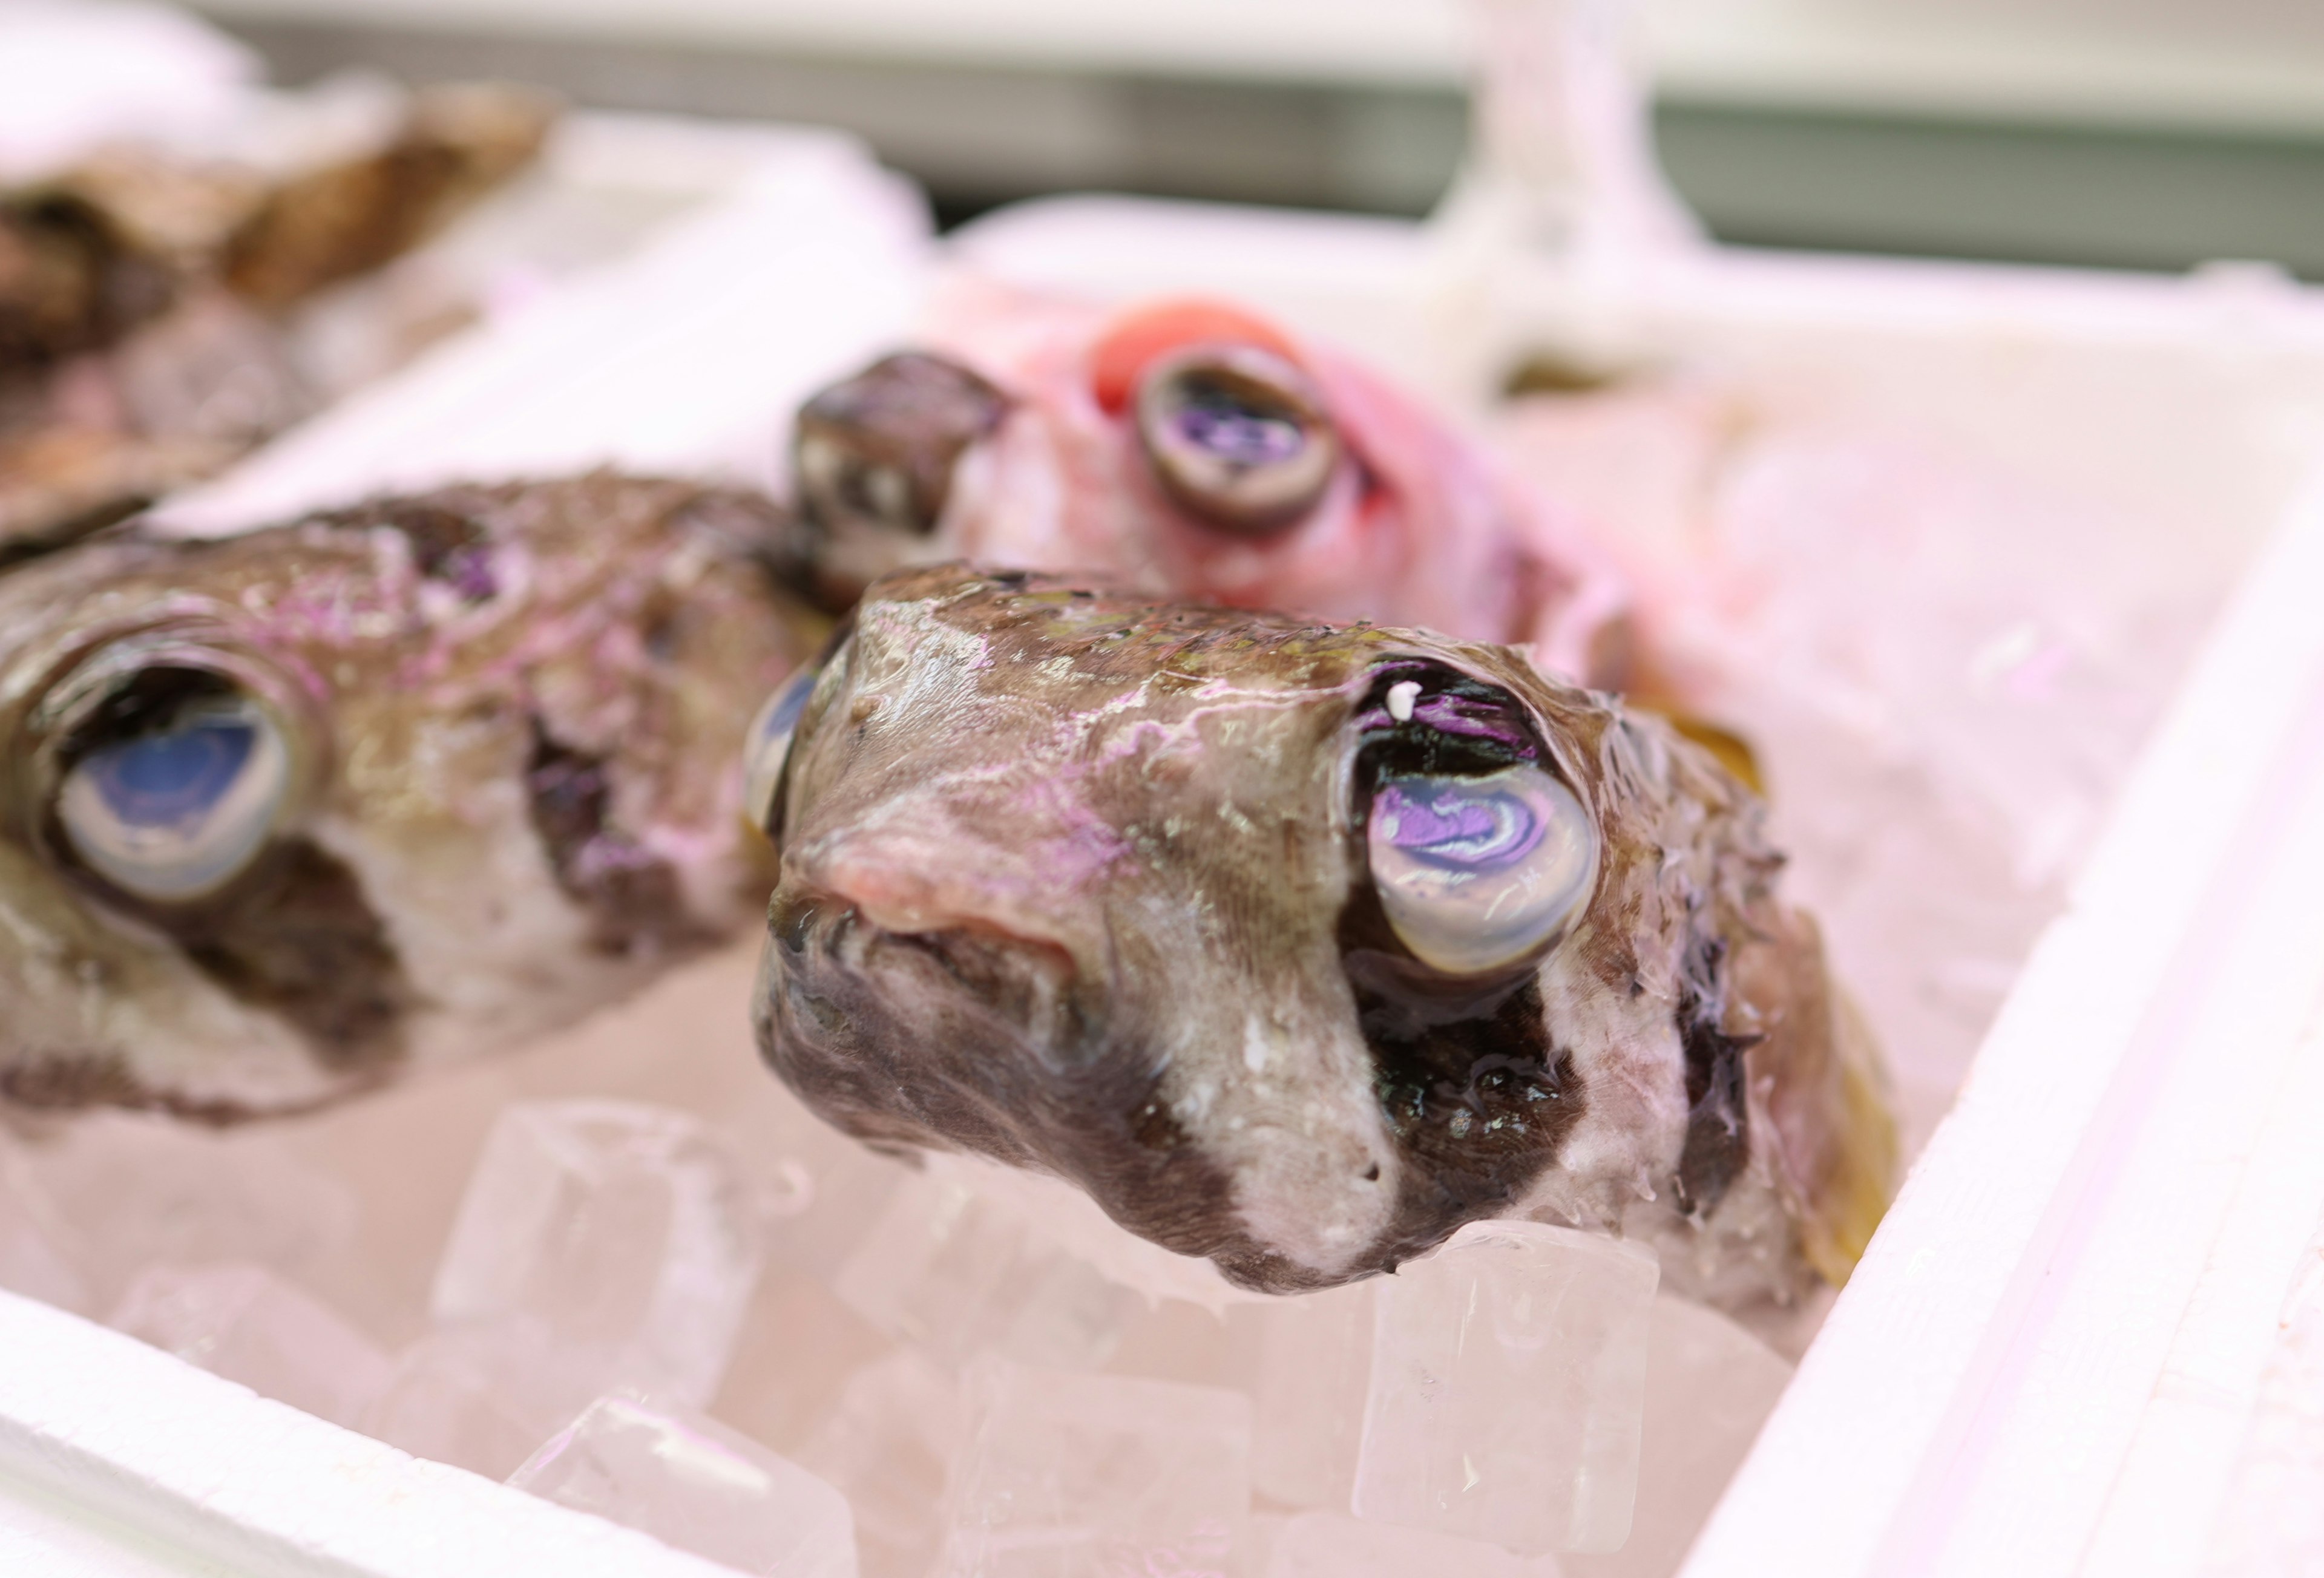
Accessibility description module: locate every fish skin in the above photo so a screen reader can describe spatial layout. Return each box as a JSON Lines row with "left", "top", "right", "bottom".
{"left": 0, "top": 474, "right": 821, "bottom": 1121}
{"left": 793, "top": 287, "right": 1639, "bottom": 691}
{"left": 752, "top": 565, "right": 1894, "bottom": 1303}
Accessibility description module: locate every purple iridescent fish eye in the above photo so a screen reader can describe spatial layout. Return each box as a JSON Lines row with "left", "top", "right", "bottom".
{"left": 1367, "top": 765, "right": 1597, "bottom": 974}
{"left": 1134, "top": 343, "right": 1339, "bottom": 537}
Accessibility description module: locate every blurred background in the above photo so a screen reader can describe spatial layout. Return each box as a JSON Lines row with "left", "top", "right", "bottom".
{"left": 174, "top": 0, "right": 2324, "bottom": 275}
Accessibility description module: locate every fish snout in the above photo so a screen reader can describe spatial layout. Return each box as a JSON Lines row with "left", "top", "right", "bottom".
{"left": 792, "top": 822, "right": 1078, "bottom": 951}
{"left": 769, "top": 819, "right": 1106, "bottom": 1070}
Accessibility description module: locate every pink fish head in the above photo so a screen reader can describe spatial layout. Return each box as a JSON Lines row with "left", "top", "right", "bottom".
{"left": 791, "top": 292, "right": 1638, "bottom": 689}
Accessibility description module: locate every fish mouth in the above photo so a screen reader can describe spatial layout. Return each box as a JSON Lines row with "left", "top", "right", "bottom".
{"left": 753, "top": 884, "right": 1368, "bottom": 1293}
{"left": 769, "top": 885, "right": 1094, "bottom": 1046}
{"left": 756, "top": 885, "right": 1117, "bottom": 1155}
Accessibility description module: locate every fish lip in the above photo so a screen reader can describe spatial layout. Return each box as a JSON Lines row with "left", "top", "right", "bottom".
{"left": 764, "top": 884, "right": 1105, "bottom": 1070}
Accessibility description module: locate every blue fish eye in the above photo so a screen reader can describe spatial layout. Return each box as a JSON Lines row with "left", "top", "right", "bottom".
{"left": 743, "top": 666, "right": 820, "bottom": 834}
{"left": 85, "top": 721, "right": 258, "bottom": 829}
{"left": 1368, "top": 765, "right": 1597, "bottom": 975}
{"left": 56, "top": 690, "right": 290, "bottom": 904}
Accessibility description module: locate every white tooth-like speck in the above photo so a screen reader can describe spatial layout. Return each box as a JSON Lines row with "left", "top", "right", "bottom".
{"left": 1242, "top": 1018, "right": 1271, "bottom": 1075}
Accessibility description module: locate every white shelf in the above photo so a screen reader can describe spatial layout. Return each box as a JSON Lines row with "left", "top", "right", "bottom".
{"left": 190, "top": 0, "right": 2324, "bottom": 136}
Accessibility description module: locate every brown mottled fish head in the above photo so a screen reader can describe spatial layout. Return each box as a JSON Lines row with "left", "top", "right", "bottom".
{"left": 750, "top": 566, "right": 1894, "bottom": 1299}
{"left": 0, "top": 474, "right": 822, "bottom": 1121}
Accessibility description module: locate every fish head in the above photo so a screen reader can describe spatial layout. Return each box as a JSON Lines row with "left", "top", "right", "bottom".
{"left": 0, "top": 476, "right": 819, "bottom": 1119}
{"left": 790, "top": 295, "right": 1630, "bottom": 675}
{"left": 750, "top": 566, "right": 1882, "bottom": 1296}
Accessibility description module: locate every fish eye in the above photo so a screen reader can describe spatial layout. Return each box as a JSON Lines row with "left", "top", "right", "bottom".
{"left": 743, "top": 664, "right": 821, "bottom": 834}
{"left": 1350, "top": 662, "right": 1600, "bottom": 975}
{"left": 1367, "top": 765, "right": 1598, "bottom": 975}
{"left": 793, "top": 352, "right": 1011, "bottom": 540}
{"left": 51, "top": 667, "right": 294, "bottom": 905}
{"left": 1134, "top": 344, "right": 1340, "bottom": 536}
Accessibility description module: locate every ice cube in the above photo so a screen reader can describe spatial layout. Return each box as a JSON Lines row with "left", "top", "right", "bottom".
{"left": 1353, "top": 1220, "right": 1657, "bottom": 1555}
{"left": 833, "top": 1168, "right": 1140, "bottom": 1370}
{"left": 1241, "top": 1280, "right": 1373, "bottom": 1510}
{"left": 1267, "top": 1511, "right": 1563, "bottom": 1578}
{"left": 942, "top": 1359, "right": 1251, "bottom": 1578}
{"left": 1563, "top": 1295, "right": 1791, "bottom": 1578}
{"left": 796, "top": 1350, "right": 963, "bottom": 1578}
{"left": 939, "top": 1154, "right": 1265, "bottom": 1315}
{"left": 108, "top": 1262, "right": 391, "bottom": 1429}
{"left": 366, "top": 1328, "right": 557, "bottom": 1480}
{"left": 431, "top": 1100, "right": 765, "bottom": 1408}
{"left": 510, "top": 1392, "right": 858, "bottom": 1578}
{"left": 15, "top": 1114, "right": 355, "bottom": 1309}
{"left": 1110, "top": 1298, "right": 1240, "bottom": 1390}
{"left": 714, "top": 1271, "right": 896, "bottom": 1456}
{"left": 1248, "top": 1512, "right": 1291, "bottom": 1577}
{"left": 767, "top": 1138, "right": 909, "bottom": 1286}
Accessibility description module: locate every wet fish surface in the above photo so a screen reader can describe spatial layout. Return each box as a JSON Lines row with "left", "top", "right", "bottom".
{"left": 0, "top": 473, "right": 821, "bottom": 1121}
{"left": 750, "top": 566, "right": 1894, "bottom": 1304}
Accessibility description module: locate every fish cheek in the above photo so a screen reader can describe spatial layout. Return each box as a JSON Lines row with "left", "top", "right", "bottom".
{"left": 1670, "top": 929, "right": 1756, "bottom": 1219}
{"left": 91, "top": 838, "right": 412, "bottom": 1075}
{"left": 1334, "top": 880, "right": 1584, "bottom": 1268}
{"left": 524, "top": 719, "right": 713, "bottom": 958}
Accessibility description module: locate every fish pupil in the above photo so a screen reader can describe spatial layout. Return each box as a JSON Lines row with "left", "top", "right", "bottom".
{"left": 1379, "top": 781, "right": 1540, "bottom": 871}
{"left": 1175, "top": 389, "right": 1305, "bottom": 468}
{"left": 89, "top": 721, "right": 257, "bottom": 829}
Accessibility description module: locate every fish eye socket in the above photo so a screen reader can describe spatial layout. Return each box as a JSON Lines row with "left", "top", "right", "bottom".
{"left": 1367, "top": 764, "right": 1598, "bottom": 976}
{"left": 50, "top": 666, "right": 293, "bottom": 905}
{"left": 743, "top": 664, "right": 821, "bottom": 834}
{"left": 1134, "top": 344, "right": 1339, "bottom": 536}
{"left": 793, "top": 352, "right": 1011, "bottom": 540}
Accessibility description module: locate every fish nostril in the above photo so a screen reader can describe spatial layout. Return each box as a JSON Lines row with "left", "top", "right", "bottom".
{"left": 770, "top": 891, "right": 823, "bottom": 957}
